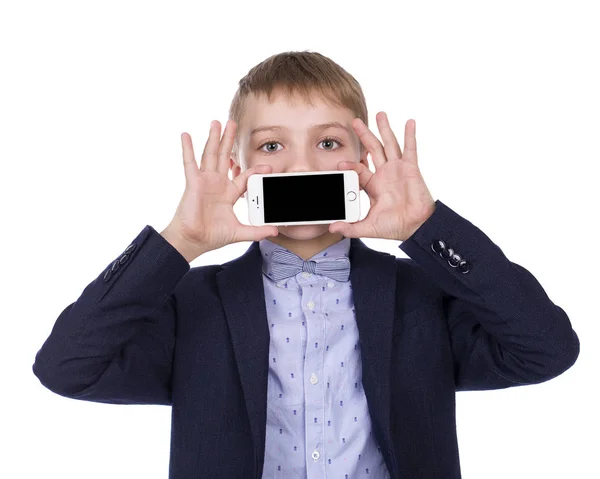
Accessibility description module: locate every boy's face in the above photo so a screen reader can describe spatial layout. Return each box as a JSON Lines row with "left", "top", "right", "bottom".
{"left": 230, "top": 88, "right": 369, "bottom": 242}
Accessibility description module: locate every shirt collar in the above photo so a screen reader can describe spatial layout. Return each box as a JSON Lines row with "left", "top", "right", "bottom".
{"left": 259, "top": 235, "right": 351, "bottom": 278}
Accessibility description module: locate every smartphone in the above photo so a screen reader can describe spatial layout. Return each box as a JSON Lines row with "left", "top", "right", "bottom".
{"left": 247, "top": 170, "right": 360, "bottom": 226}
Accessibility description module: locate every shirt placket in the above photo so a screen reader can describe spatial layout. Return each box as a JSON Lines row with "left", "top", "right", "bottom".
{"left": 300, "top": 272, "right": 327, "bottom": 477}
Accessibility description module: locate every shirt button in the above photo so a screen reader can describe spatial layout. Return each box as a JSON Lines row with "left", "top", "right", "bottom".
{"left": 302, "top": 272, "right": 312, "bottom": 278}
{"left": 311, "top": 450, "right": 320, "bottom": 461}
{"left": 327, "top": 280, "right": 335, "bottom": 288}
{"left": 310, "top": 374, "right": 318, "bottom": 385}
{"left": 307, "top": 300, "right": 315, "bottom": 310}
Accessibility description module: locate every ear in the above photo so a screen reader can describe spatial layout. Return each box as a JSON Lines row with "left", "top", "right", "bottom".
{"left": 230, "top": 156, "right": 246, "bottom": 197}
{"left": 230, "top": 156, "right": 241, "bottom": 180}
{"left": 358, "top": 148, "right": 369, "bottom": 191}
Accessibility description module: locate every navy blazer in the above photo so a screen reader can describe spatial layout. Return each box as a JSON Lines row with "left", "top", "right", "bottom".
{"left": 32, "top": 200, "right": 580, "bottom": 478}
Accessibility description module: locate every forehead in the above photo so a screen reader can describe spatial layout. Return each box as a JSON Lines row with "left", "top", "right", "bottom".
{"left": 240, "top": 89, "right": 354, "bottom": 133}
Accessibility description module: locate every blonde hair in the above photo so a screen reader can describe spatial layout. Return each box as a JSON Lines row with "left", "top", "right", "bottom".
{"left": 228, "top": 50, "right": 368, "bottom": 165}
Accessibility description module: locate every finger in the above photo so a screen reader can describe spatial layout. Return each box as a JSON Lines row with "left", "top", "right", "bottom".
{"left": 404, "top": 119, "right": 418, "bottom": 164}
{"left": 352, "top": 118, "right": 387, "bottom": 169}
{"left": 230, "top": 164, "right": 273, "bottom": 203}
{"left": 337, "top": 161, "right": 374, "bottom": 195}
{"left": 234, "top": 224, "right": 279, "bottom": 243}
{"left": 181, "top": 132, "right": 198, "bottom": 186}
{"left": 376, "top": 112, "right": 403, "bottom": 160}
{"left": 200, "top": 120, "right": 220, "bottom": 172}
{"left": 217, "top": 120, "right": 236, "bottom": 176}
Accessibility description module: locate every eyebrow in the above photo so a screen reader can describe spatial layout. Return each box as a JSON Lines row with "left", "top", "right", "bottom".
{"left": 250, "top": 121, "right": 351, "bottom": 137}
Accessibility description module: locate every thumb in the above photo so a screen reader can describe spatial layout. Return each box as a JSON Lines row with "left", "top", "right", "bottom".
{"left": 235, "top": 224, "right": 279, "bottom": 243}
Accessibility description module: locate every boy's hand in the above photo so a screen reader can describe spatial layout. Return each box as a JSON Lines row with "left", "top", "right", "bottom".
{"left": 329, "top": 112, "right": 436, "bottom": 242}
{"left": 164, "top": 120, "right": 278, "bottom": 259}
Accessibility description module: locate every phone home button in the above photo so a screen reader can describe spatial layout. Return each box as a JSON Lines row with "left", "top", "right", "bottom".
{"left": 347, "top": 191, "right": 357, "bottom": 201}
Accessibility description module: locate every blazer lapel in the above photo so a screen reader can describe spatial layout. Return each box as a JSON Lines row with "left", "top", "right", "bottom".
{"left": 216, "top": 238, "right": 397, "bottom": 475}
{"left": 217, "top": 242, "right": 271, "bottom": 476}
{"left": 348, "top": 238, "right": 398, "bottom": 468}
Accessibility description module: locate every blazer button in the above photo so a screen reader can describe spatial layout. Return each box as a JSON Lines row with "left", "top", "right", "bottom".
{"left": 458, "top": 260, "right": 471, "bottom": 274}
{"left": 110, "top": 260, "right": 120, "bottom": 273}
{"left": 448, "top": 252, "right": 462, "bottom": 267}
{"left": 431, "top": 240, "right": 446, "bottom": 254}
{"left": 119, "top": 254, "right": 129, "bottom": 264}
{"left": 124, "top": 243, "right": 136, "bottom": 255}
{"left": 103, "top": 269, "right": 112, "bottom": 282}
{"left": 440, "top": 247, "right": 453, "bottom": 260}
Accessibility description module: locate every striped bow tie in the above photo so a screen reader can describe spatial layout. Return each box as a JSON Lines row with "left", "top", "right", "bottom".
{"left": 269, "top": 248, "right": 351, "bottom": 282}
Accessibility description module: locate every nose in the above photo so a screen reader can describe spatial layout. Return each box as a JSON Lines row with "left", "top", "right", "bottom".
{"left": 287, "top": 166, "right": 314, "bottom": 174}
{"left": 286, "top": 159, "right": 320, "bottom": 174}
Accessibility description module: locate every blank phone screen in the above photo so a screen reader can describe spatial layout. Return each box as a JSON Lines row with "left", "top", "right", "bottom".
{"left": 263, "top": 173, "right": 346, "bottom": 223}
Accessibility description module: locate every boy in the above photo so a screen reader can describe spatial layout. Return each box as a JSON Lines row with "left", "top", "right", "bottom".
{"left": 32, "top": 51, "right": 580, "bottom": 478}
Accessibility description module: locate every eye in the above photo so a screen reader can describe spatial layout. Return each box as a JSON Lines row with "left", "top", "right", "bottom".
{"left": 258, "top": 136, "right": 344, "bottom": 155}
{"left": 319, "top": 137, "right": 343, "bottom": 151}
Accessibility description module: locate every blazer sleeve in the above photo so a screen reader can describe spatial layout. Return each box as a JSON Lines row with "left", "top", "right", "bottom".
{"left": 32, "top": 225, "right": 191, "bottom": 405}
{"left": 398, "top": 200, "right": 580, "bottom": 391}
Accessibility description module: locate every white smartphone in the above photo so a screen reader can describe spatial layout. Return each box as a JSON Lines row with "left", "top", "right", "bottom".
{"left": 247, "top": 170, "right": 360, "bottom": 226}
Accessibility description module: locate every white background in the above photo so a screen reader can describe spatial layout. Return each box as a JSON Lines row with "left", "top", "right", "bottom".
{"left": 2, "top": 0, "right": 598, "bottom": 477}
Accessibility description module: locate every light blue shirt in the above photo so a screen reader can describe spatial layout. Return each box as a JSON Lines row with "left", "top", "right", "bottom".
{"left": 259, "top": 236, "right": 390, "bottom": 478}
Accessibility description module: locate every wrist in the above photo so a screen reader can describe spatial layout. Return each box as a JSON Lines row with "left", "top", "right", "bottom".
{"left": 160, "top": 226, "right": 205, "bottom": 263}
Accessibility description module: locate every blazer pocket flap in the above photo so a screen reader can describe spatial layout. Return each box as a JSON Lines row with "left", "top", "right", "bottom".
{"left": 395, "top": 304, "right": 439, "bottom": 333}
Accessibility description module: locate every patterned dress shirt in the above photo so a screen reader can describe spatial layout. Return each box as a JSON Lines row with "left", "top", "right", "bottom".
{"left": 259, "top": 236, "right": 390, "bottom": 478}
